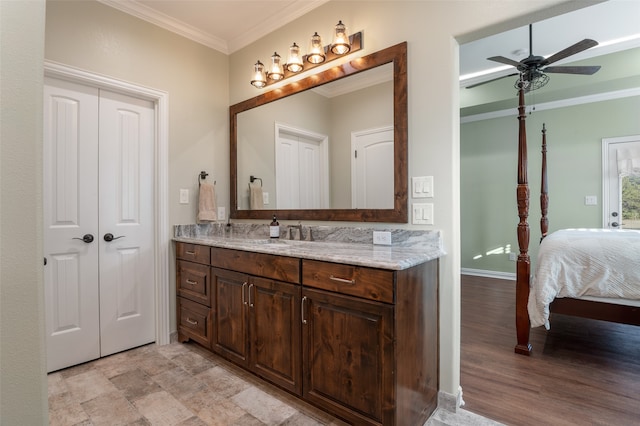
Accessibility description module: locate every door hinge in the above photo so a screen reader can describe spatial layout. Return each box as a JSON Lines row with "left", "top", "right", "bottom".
{"left": 354, "top": 150, "right": 357, "bottom": 158}
{"left": 44, "top": 257, "right": 47, "bottom": 266}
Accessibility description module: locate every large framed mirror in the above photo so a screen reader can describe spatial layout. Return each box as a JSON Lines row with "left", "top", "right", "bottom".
{"left": 230, "top": 42, "right": 407, "bottom": 222}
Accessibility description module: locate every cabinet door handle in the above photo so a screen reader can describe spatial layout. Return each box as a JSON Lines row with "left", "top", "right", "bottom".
{"left": 185, "top": 250, "right": 196, "bottom": 255}
{"left": 186, "top": 318, "right": 198, "bottom": 325}
{"left": 249, "top": 283, "right": 254, "bottom": 308}
{"left": 329, "top": 275, "right": 355, "bottom": 285}
{"left": 301, "top": 296, "right": 308, "bottom": 324}
{"left": 242, "top": 282, "right": 248, "bottom": 305}
{"left": 186, "top": 279, "right": 197, "bottom": 286}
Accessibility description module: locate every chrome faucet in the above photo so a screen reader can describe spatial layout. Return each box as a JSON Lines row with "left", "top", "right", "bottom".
{"left": 290, "top": 222, "right": 303, "bottom": 240}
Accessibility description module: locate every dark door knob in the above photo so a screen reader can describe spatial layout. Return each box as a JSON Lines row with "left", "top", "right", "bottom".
{"left": 612, "top": 212, "right": 618, "bottom": 217}
{"left": 103, "top": 233, "right": 125, "bottom": 242}
{"left": 73, "top": 234, "right": 94, "bottom": 243}
{"left": 611, "top": 222, "right": 619, "bottom": 227}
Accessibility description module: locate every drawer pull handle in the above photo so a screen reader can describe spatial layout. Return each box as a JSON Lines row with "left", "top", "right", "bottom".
{"left": 186, "top": 279, "right": 197, "bottom": 286}
{"left": 329, "top": 275, "right": 355, "bottom": 285}
{"left": 186, "top": 318, "right": 198, "bottom": 325}
{"left": 185, "top": 250, "right": 196, "bottom": 255}
{"left": 301, "top": 296, "right": 308, "bottom": 324}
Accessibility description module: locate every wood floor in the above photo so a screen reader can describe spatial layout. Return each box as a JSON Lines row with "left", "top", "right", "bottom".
{"left": 461, "top": 275, "right": 640, "bottom": 426}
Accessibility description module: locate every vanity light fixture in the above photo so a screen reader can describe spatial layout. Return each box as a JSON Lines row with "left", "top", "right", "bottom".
{"left": 286, "top": 43, "right": 304, "bottom": 73}
{"left": 307, "top": 32, "right": 326, "bottom": 64}
{"left": 250, "top": 21, "right": 362, "bottom": 89}
{"left": 268, "top": 52, "right": 284, "bottom": 81}
{"left": 330, "top": 20, "right": 351, "bottom": 55}
{"left": 250, "top": 60, "right": 266, "bottom": 88}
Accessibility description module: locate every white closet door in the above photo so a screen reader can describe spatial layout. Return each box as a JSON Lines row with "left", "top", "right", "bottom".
{"left": 44, "top": 79, "right": 156, "bottom": 371}
{"left": 98, "top": 91, "right": 155, "bottom": 356}
{"left": 43, "top": 78, "right": 101, "bottom": 372}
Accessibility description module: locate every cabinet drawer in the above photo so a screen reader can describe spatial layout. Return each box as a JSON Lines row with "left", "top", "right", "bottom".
{"left": 211, "top": 247, "right": 300, "bottom": 284}
{"left": 178, "top": 297, "right": 212, "bottom": 347}
{"left": 176, "top": 242, "right": 210, "bottom": 264}
{"left": 302, "top": 259, "right": 394, "bottom": 303}
{"left": 177, "top": 260, "right": 211, "bottom": 306}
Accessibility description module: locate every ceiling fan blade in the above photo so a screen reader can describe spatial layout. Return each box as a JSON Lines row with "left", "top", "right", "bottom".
{"left": 487, "top": 56, "right": 522, "bottom": 67}
{"left": 543, "top": 65, "right": 601, "bottom": 75}
{"left": 542, "top": 39, "right": 599, "bottom": 65}
{"left": 465, "top": 72, "right": 519, "bottom": 89}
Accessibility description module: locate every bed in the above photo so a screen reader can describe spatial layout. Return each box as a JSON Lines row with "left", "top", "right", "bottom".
{"left": 513, "top": 86, "right": 640, "bottom": 355}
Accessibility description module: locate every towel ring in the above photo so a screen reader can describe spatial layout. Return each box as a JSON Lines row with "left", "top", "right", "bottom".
{"left": 199, "top": 171, "right": 215, "bottom": 187}
{"left": 249, "top": 175, "right": 262, "bottom": 187}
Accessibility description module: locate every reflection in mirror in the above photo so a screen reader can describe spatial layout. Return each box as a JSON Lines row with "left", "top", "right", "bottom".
{"left": 230, "top": 42, "right": 407, "bottom": 222}
{"left": 237, "top": 63, "right": 393, "bottom": 210}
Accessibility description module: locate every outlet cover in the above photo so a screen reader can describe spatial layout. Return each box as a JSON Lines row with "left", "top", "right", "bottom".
{"left": 217, "top": 206, "right": 226, "bottom": 221}
{"left": 263, "top": 192, "right": 269, "bottom": 205}
{"left": 373, "top": 231, "right": 392, "bottom": 245}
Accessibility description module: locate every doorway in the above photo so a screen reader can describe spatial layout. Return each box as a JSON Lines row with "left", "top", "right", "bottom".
{"left": 603, "top": 136, "right": 640, "bottom": 229}
{"left": 42, "top": 64, "right": 170, "bottom": 372}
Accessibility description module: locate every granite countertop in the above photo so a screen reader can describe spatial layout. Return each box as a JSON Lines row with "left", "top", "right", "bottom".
{"left": 174, "top": 224, "right": 445, "bottom": 271}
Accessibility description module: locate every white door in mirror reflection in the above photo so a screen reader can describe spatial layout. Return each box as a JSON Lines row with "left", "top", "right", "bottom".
{"left": 275, "top": 123, "right": 329, "bottom": 209}
{"left": 351, "top": 127, "right": 394, "bottom": 209}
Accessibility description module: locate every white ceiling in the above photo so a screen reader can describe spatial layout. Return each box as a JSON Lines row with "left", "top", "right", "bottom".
{"left": 99, "top": 0, "right": 640, "bottom": 88}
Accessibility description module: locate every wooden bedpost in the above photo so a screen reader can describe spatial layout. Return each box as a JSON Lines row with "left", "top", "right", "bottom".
{"left": 515, "top": 82, "right": 532, "bottom": 355}
{"left": 540, "top": 124, "right": 549, "bottom": 241}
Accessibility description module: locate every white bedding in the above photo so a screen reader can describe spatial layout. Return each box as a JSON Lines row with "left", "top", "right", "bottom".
{"left": 528, "top": 228, "right": 640, "bottom": 328}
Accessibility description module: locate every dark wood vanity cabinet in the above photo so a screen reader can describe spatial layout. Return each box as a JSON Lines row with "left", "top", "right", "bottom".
{"left": 175, "top": 242, "right": 438, "bottom": 426}
{"left": 176, "top": 243, "right": 213, "bottom": 347}
{"left": 210, "top": 248, "right": 303, "bottom": 395}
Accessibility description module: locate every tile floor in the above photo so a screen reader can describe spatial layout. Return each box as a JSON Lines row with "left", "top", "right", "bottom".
{"left": 48, "top": 341, "right": 348, "bottom": 426}
{"left": 48, "top": 340, "right": 497, "bottom": 426}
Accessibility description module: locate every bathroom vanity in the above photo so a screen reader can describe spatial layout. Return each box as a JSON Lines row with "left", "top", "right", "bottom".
{"left": 174, "top": 225, "right": 443, "bottom": 426}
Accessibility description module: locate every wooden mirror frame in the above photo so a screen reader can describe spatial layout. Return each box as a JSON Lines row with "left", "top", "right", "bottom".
{"left": 230, "top": 42, "right": 407, "bottom": 222}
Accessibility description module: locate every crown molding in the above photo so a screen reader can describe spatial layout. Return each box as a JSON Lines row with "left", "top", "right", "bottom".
{"left": 461, "top": 87, "right": 640, "bottom": 124}
{"left": 228, "top": 0, "right": 329, "bottom": 53}
{"left": 97, "top": 0, "right": 228, "bottom": 53}
{"left": 98, "top": 0, "right": 329, "bottom": 55}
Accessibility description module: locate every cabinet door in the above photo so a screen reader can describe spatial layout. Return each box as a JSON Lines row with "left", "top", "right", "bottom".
{"left": 302, "top": 288, "right": 394, "bottom": 425}
{"left": 249, "top": 277, "right": 302, "bottom": 395}
{"left": 211, "top": 268, "right": 249, "bottom": 366}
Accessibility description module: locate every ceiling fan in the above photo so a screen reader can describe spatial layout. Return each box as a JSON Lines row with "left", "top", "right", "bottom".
{"left": 467, "top": 24, "right": 601, "bottom": 91}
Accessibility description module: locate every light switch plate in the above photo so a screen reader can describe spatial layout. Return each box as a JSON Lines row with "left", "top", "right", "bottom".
{"left": 263, "top": 192, "right": 269, "bottom": 205}
{"left": 179, "top": 189, "right": 189, "bottom": 204}
{"left": 412, "top": 176, "right": 434, "bottom": 198}
{"left": 585, "top": 195, "right": 597, "bottom": 205}
{"left": 217, "top": 206, "right": 226, "bottom": 221}
{"left": 412, "top": 203, "right": 434, "bottom": 225}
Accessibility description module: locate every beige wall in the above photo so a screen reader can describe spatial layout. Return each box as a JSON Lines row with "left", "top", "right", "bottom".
{"left": 1, "top": 0, "right": 593, "bottom": 421}
{"left": 0, "top": 0, "right": 49, "bottom": 423}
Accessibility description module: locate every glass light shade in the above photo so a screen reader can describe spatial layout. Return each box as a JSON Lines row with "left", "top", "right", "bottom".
{"left": 250, "top": 60, "right": 266, "bottom": 88}
{"left": 330, "top": 20, "right": 350, "bottom": 55}
{"left": 307, "top": 32, "right": 325, "bottom": 64}
{"left": 286, "top": 42, "right": 304, "bottom": 73}
{"left": 268, "top": 52, "right": 284, "bottom": 81}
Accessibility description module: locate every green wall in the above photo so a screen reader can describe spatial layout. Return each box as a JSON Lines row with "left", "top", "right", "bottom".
{"left": 461, "top": 95, "right": 640, "bottom": 274}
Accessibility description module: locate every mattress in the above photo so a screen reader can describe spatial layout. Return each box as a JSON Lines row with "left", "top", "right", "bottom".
{"left": 528, "top": 228, "right": 640, "bottom": 328}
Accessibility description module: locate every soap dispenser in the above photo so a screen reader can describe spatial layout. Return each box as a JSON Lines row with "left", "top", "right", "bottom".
{"left": 269, "top": 215, "right": 280, "bottom": 238}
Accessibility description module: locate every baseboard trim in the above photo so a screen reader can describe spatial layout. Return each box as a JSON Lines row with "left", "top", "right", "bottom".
{"left": 461, "top": 268, "right": 515, "bottom": 281}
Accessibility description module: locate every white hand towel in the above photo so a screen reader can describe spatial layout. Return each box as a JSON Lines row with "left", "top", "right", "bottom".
{"left": 249, "top": 184, "right": 264, "bottom": 210}
{"left": 197, "top": 183, "right": 217, "bottom": 222}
